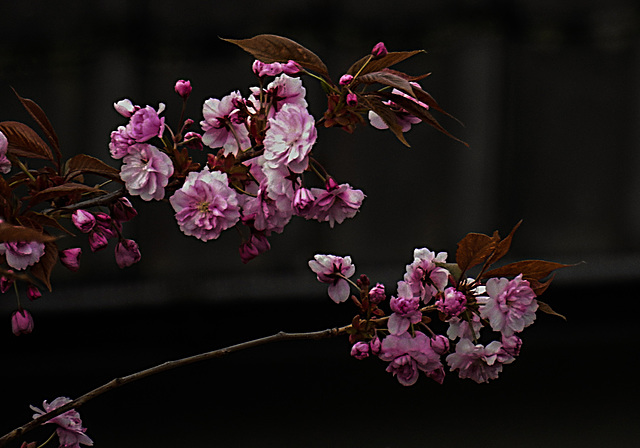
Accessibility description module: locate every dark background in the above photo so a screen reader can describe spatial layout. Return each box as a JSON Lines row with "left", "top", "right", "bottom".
{"left": 1, "top": 1, "right": 639, "bottom": 447}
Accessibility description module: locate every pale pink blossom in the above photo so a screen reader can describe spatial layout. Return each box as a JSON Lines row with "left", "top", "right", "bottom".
{"left": 0, "top": 130, "right": 11, "bottom": 174}
{"left": 11, "top": 309, "right": 34, "bottom": 336}
{"left": 120, "top": 144, "right": 174, "bottom": 201}
{"left": 388, "top": 281, "right": 422, "bottom": 335}
{"left": 174, "top": 79, "right": 192, "bottom": 98}
{"left": 252, "top": 74, "right": 308, "bottom": 119}
{"left": 169, "top": 168, "right": 241, "bottom": 241}
{"left": 113, "top": 99, "right": 138, "bottom": 117}
{"left": 308, "top": 254, "right": 355, "bottom": 303}
{"left": 446, "top": 338, "right": 514, "bottom": 383}
{"left": 72, "top": 210, "right": 96, "bottom": 233}
{"left": 252, "top": 60, "right": 300, "bottom": 77}
{"left": 201, "top": 91, "right": 250, "bottom": 156}
{"left": 480, "top": 274, "right": 537, "bottom": 337}
{"left": 125, "top": 105, "right": 165, "bottom": 142}
{"left": 59, "top": 248, "right": 82, "bottom": 272}
{"left": 0, "top": 241, "right": 45, "bottom": 270}
{"left": 31, "top": 397, "right": 93, "bottom": 448}
{"left": 115, "top": 239, "right": 141, "bottom": 268}
{"left": 263, "top": 103, "right": 316, "bottom": 173}
{"left": 436, "top": 287, "right": 467, "bottom": 317}
{"left": 446, "top": 313, "right": 483, "bottom": 341}
{"left": 403, "top": 247, "right": 449, "bottom": 303}
{"left": 306, "top": 178, "right": 365, "bottom": 228}
{"left": 379, "top": 331, "right": 444, "bottom": 386}
{"left": 109, "top": 126, "right": 135, "bottom": 159}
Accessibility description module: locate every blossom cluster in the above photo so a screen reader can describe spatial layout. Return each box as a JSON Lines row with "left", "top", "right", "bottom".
{"left": 310, "top": 246, "right": 546, "bottom": 386}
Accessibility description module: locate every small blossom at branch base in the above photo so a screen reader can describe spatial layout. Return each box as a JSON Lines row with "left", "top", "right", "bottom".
{"left": 350, "top": 341, "right": 371, "bottom": 360}
{"left": 109, "top": 126, "right": 135, "bottom": 159}
{"left": 115, "top": 239, "right": 141, "bottom": 268}
{"left": 31, "top": 397, "right": 94, "bottom": 448}
{"left": 120, "top": 143, "right": 174, "bottom": 201}
{"left": 0, "top": 130, "right": 11, "bottom": 174}
{"left": 388, "top": 281, "right": 422, "bottom": 335}
{"left": 27, "top": 285, "right": 41, "bottom": 301}
{"left": 12, "top": 309, "right": 34, "bottom": 336}
{"left": 174, "top": 79, "right": 192, "bottom": 98}
{"left": 125, "top": 105, "right": 165, "bottom": 142}
{"left": 0, "top": 241, "right": 46, "bottom": 270}
{"left": 480, "top": 274, "right": 537, "bottom": 337}
{"left": 308, "top": 254, "right": 356, "bottom": 303}
{"left": 446, "top": 338, "right": 514, "bottom": 383}
{"left": 435, "top": 287, "right": 467, "bottom": 317}
{"left": 72, "top": 210, "right": 96, "bottom": 233}
{"left": 59, "top": 248, "right": 82, "bottom": 272}
{"left": 403, "top": 247, "right": 449, "bottom": 303}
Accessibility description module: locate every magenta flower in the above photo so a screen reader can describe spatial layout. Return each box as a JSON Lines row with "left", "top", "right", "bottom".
{"left": 115, "top": 239, "right": 141, "bottom": 268}
{"left": 31, "top": 397, "right": 93, "bottom": 448}
{"left": 368, "top": 283, "right": 386, "bottom": 304}
{"left": 350, "top": 341, "right": 371, "bottom": 360}
{"left": 125, "top": 105, "right": 165, "bottom": 142}
{"left": 307, "top": 179, "right": 365, "bottom": 228}
{"left": 292, "top": 186, "right": 315, "bottom": 216}
{"left": 252, "top": 59, "right": 300, "bottom": 77}
{"left": 435, "top": 287, "right": 467, "bottom": 317}
{"left": 263, "top": 103, "right": 317, "bottom": 173}
{"left": 480, "top": 274, "right": 537, "bottom": 337}
{"left": 403, "top": 247, "right": 449, "bottom": 303}
{"left": 59, "top": 248, "right": 82, "bottom": 272}
{"left": 0, "top": 241, "right": 45, "bottom": 270}
{"left": 26, "top": 285, "right": 41, "bottom": 301}
{"left": 169, "top": 168, "right": 241, "bottom": 241}
{"left": 252, "top": 74, "right": 308, "bottom": 119}
{"left": 201, "top": 91, "right": 250, "bottom": 156}
{"left": 72, "top": 209, "right": 96, "bottom": 233}
{"left": 11, "top": 309, "right": 34, "bottom": 336}
{"left": 120, "top": 143, "right": 174, "bottom": 201}
{"left": 0, "top": 130, "right": 11, "bottom": 174}
{"left": 174, "top": 79, "right": 192, "bottom": 98}
{"left": 109, "top": 125, "right": 135, "bottom": 159}
{"left": 446, "top": 338, "right": 514, "bottom": 383}
{"left": 388, "top": 281, "right": 422, "bottom": 335}
{"left": 110, "top": 197, "right": 138, "bottom": 222}
{"left": 308, "top": 254, "right": 356, "bottom": 303}
{"left": 371, "top": 41, "right": 388, "bottom": 58}
{"left": 379, "top": 331, "right": 444, "bottom": 386}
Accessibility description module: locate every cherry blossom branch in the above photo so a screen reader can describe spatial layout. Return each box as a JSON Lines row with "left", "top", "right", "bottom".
{"left": 0, "top": 326, "right": 348, "bottom": 447}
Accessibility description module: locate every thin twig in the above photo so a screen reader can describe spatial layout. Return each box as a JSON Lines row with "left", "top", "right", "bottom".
{"left": 0, "top": 326, "right": 348, "bottom": 446}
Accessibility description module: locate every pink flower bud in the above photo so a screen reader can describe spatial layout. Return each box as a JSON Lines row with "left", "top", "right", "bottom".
{"left": 183, "top": 132, "right": 203, "bottom": 151}
{"left": 369, "top": 283, "right": 386, "bottom": 304}
{"left": 95, "top": 213, "right": 119, "bottom": 239}
{"left": 59, "top": 248, "right": 82, "bottom": 272}
{"left": 115, "top": 239, "right": 141, "bottom": 268}
{"left": 369, "top": 336, "right": 382, "bottom": 355}
{"left": 293, "top": 187, "right": 315, "bottom": 216}
{"left": 174, "top": 79, "right": 192, "bottom": 98}
{"left": 113, "top": 99, "right": 138, "bottom": 118}
{"left": 325, "top": 177, "right": 339, "bottom": 191}
{"left": 1, "top": 272, "right": 14, "bottom": 293}
{"left": 346, "top": 92, "right": 358, "bottom": 107}
{"left": 110, "top": 197, "right": 138, "bottom": 222}
{"left": 11, "top": 309, "right": 34, "bottom": 336}
{"left": 88, "top": 231, "right": 109, "bottom": 252}
{"left": 26, "top": 285, "right": 41, "bottom": 301}
{"left": 72, "top": 210, "right": 96, "bottom": 233}
{"left": 350, "top": 341, "right": 370, "bottom": 360}
{"left": 430, "top": 334, "right": 450, "bottom": 355}
{"left": 339, "top": 74, "right": 354, "bottom": 86}
{"left": 239, "top": 233, "right": 271, "bottom": 264}
{"left": 371, "top": 42, "right": 388, "bottom": 58}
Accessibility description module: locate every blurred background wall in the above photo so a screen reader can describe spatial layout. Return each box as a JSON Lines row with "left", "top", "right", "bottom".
{"left": 1, "top": 1, "right": 639, "bottom": 447}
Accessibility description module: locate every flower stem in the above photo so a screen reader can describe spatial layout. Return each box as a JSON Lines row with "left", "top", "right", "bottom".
{"left": 36, "top": 431, "right": 57, "bottom": 448}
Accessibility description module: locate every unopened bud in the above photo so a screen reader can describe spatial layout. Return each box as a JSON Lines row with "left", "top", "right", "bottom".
{"left": 11, "top": 309, "right": 34, "bottom": 336}
{"left": 115, "top": 239, "right": 141, "bottom": 268}
{"left": 26, "top": 285, "right": 41, "bottom": 301}
{"left": 59, "top": 248, "right": 82, "bottom": 272}
{"left": 174, "top": 80, "right": 192, "bottom": 98}
{"left": 72, "top": 209, "right": 96, "bottom": 233}
{"left": 371, "top": 42, "right": 388, "bottom": 58}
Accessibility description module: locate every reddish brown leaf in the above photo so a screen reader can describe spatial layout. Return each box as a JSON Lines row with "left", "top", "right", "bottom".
{"left": 529, "top": 275, "right": 555, "bottom": 296}
{"left": 222, "top": 34, "right": 330, "bottom": 80}
{"left": 64, "top": 154, "right": 122, "bottom": 182}
{"left": 11, "top": 88, "right": 61, "bottom": 164}
{"left": 359, "top": 95, "right": 410, "bottom": 147}
{"left": 0, "top": 121, "right": 53, "bottom": 161}
{"left": 0, "top": 222, "right": 57, "bottom": 243}
{"left": 456, "top": 232, "right": 498, "bottom": 274}
{"left": 23, "top": 211, "right": 74, "bottom": 236}
{"left": 347, "top": 50, "right": 424, "bottom": 77}
{"left": 28, "top": 183, "right": 103, "bottom": 207}
{"left": 485, "top": 220, "right": 522, "bottom": 268}
{"left": 482, "top": 260, "right": 573, "bottom": 281}
{"left": 537, "top": 300, "right": 567, "bottom": 321}
{"left": 356, "top": 71, "right": 415, "bottom": 96}
{"left": 30, "top": 240, "right": 58, "bottom": 291}
{"left": 412, "top": 87, "right": 464, "bottom": 125}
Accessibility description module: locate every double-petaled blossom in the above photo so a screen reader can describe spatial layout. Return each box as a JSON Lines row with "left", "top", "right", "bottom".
{"left": 115, "top": 239, "right": 141, "bottom": 268}
{"left": 403, "top": 247, "right": 449, "bottom": 303}
{"left": 59, "top": 248, "right": 82, "bottom": 272}
{"left": 11, "top": 309, "right": 34, "bottom": 336}
{"left": 201, "top": 91, "right": 251, "bottom": 156}
{"left": 31, "top": 397, "right": 93, "bottom": 448}
{"left": 306, "top": 178, "right": 365, "bottom": 228}
{"left": 252, "top": 74, "right": 308, "bottom": 119}
{"left": 169, "top": 168, "right": 241, "bottom": 241}
{"left": 388, "top": 281, "right": 422, "bottom": 335}
{"left": 308, "top": 254, "right": 356, "bottom": 303}
{"left": 125, "top": 105, "right": 165, "bottom": 142}
{"left": 446, "top": 338, "right": 514, "bottom": 383}
{"left": 0, "top": 241, "right": 45, "bottom": 270}
{"left": 480, "top": 274, "right": 537, "bottom": 337}
{"left": 120, "top": 143, "right": 174, "bottom": 201}
{"left": 0, "top": 130, "right": 11, "bottom": 174}
{"left": 436, "top": 287, "right": 467, "bottom": 317}
{"left": 263, "top": 103, "right": 316, "bottom": 173}
{"left": 252, "top": 60, "right": 300, "bottom": 78}
{"left": 109, "top": 126, "right": 135, "bottom": 159}
{"left": 379, "top": 331, "right": 444, "bottom": 386}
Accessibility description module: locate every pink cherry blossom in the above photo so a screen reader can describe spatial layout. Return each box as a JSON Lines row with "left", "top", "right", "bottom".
{"left": 109, "top": 125, "right": 135, "bottom": 159}
{"left": 115, "top": 239, "right": 141, "bottom": 268}
{"left": 263, "top": 103, "right": 316, "bottom": 173}
{"left": 350, "top": 341, "right": 371, "bottom": 360}
{"left": 436, "top": 287, "right": 467, "bottom": 317}
{"left": 252, "top": 74, "right": 308, "bottom": 119}
{"left": 379, "top": 331, "right": 444, "bottom": 386}
{"left": 59, "top": 248, "right": 82, "bottom": 272}
{"left": 201, "top": 91, "right": 251, "bottom": 156}
{"left": 388, "top": 281, "right": 422, "bottom": 335}
{"left": 169, "top": 168, "right": 241, "bottom": 241}
{"left": 446, "top": 313, "right": 483, "bottom": 341}
{"left": 252, "top": 60, "right": 300, "bottom": 77}
{"left": 113, "top": 99, "right": 138, "bottom": 117}
{"left": 307, "top": 178, "right": 365, "bottom": 228}
{"left": 11, "top": 309, "right": 34, "bottom": 336}
{"left": 31, "top": 397, "right": 93, "bottom": 448}
{"left": 292, "top": 186, "right": 315, "bottom": 216}
{"left": 480, "top": 274, "right": 537, "bottom": 337}
{"left": 446, "top": 338, "right": 514, "bottom": 383}
{"left": 0, "top": 241, "right": 45, "bottom": 270}
{"left": 0, "top": 130, "right": 11, "bottom": 174}
{"left": 120, "top": 143, "right": 174, "bottom": 201}
{"left": 403, "top": 247, "right": 449, "bottom": 303}
{"left": 308, "top": 254, "right": 355, "bottom": 303}
{"left": 125, "top": 105, "right": 165, "bottom": 142}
